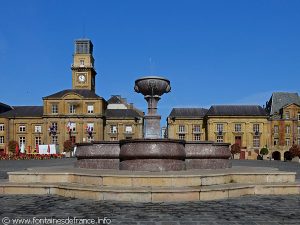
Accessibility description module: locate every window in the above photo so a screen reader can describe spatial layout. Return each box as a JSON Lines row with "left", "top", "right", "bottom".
{"left": 274, "top": 125, "right": 279, "bottom": 134}
{"left": 52, "top": 136, "right": 58, "bottom": 144}
{"left": 194, "top": 134, "right": 201, "bottom": 141}
{"left": 216, "top": 124, "right": 223, "bottom": 133}
{"left": 216, "top": 136, "right": 223, "bottom": 143}
{"left": 285, "top": 138, "right": 290, "bottom": 146}
{"left": 286, "top": 125, "right": 291, "bottom": 134}
{"left": 110, "top": 125, "right": 117, "bottom": 134}
{"left": 253, "top": 124, "right": 260, "bottom": 133}
{"left": 193, "top": 125, "right": 201, "bottom": 133}
{"left": 235, "top": 124, "right": 242, "bottom": 132}
{"left": 297, "top": 126, "right": 300, "bottom": 135}
{"left": 298, "top": 138, "right": 300, "bottom": 145}
{"left": 51, "top": 104, "right": 58, "bottom": 114}
{"left": 285, "top": 111, "right": 290, "bottom": 119}
{"left": 0, "top": 124, "right": 4, "bottom": 131}
{"left": 68, "top": 122, "right": 76, "bottom": 132}
{"left": 51, "top": 122, "right": 58, "bottom": 131}
{"left": 87, "top": 123, "right": 94, "bottom": 132}
{"left": 298, "top": 113, "right": 300, "bottom": 121}
{"left": 87, "top": 105, "right": 94, "bottom": 114}
{"left": 125, "top": 125, "right": 133, "bottom": 133}
{"left": 19, "top": 125, "right": 26, "bottom": 132}
{"left": 274, "top": 138, "right": 279, "bottom": 146}
{"left": 19, "top": 137, "right": 26, "bottom": 147}
{"left": 69, "top": 105, "right": 76, "bottom": 114}
{"left": 178, "top": 134, "right": 185, "bottom": 140}
{"left": 35, "top": 137, "right": 41, "bottom": 146}
{"left": 35, "top": 125, "right": 42, "bottom": 133}
{"left": 178, "top": 125, "right": 185, "bottom": 133}
{"left": 0, "top": 136, "right": 4, "bottom": 144}
{"left": 87, "top": 136, "right": 94, "bottom": 143}
{"left": 80, "top": 59, "right": 85, "bottom": 66}
{"left": 253, "top": 136, "right": 260, "bottom": 148}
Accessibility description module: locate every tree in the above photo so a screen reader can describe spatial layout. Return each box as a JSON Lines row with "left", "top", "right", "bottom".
{"left": 8, "top": 140, "right": 18, "bottom": 154}
{"left": 63, "top": 140, "right": 74, "bottom": 152}
{"left": 260, "top": 147, "right": 269, "bottom": 156}
{"left": 231, "top": 143, "right": 241, "bottom": 159}
{"left": 289, "top": 144, "right": 300, "bottom": 158}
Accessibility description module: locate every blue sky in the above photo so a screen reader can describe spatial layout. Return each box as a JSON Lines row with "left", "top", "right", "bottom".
{"left": 0, "top": 0, "right": 299, "bottom": 123}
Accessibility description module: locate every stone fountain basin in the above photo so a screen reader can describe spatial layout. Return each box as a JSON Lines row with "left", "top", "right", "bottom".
{"left": 185, "top": 141, "right": 231, "bottom": 159}
{"left": 119, "top": 139, "right": 186, "bottom": 171}
{"left": 119, "top": 139, "right": 185, "bottom": 160}
{"left": 134, "top": 76, "right": 171, "bottom": 96}
{"left": 76, "top": 141, "right": 120, "bottom": 159}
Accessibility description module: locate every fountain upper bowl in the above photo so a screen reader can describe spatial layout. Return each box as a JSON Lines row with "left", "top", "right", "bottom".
{"left": 134, "top": 76, "right": 171, "bottom": 96}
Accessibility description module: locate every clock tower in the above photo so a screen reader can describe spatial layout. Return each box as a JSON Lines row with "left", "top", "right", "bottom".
{"left": 71, "top": 39, "right": 96, "bottom": 91}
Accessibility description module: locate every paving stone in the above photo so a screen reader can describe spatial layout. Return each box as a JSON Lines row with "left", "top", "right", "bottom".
{"left": 1, "top": 160, "right": 300, "bottom": 224}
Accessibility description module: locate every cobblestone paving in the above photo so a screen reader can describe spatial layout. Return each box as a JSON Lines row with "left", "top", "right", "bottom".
{"left": 0, "top": 195, "right": 300, "bottom": 225}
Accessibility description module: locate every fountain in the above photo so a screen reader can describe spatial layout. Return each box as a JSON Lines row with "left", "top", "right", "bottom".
{"left": 5, "top": 76, "right": 297, "bottom": 203}
{"left": 75, "top": 76, "right": 231, "bottom": 171}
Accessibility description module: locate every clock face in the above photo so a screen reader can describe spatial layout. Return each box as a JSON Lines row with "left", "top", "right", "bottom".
{"left": 78, "top": 74, "right": 86, "bottom": 83}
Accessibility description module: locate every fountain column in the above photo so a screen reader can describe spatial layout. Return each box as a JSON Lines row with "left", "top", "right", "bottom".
{"left": 119, "top": 76, "right": 186, "bottom": 171}
{"left": 134, "top": 77, "right": 170, "bottom": 139}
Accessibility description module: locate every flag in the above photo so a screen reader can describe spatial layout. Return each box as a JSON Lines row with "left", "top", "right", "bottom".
{"left": 20, "top": 143, "right": 25, "bottom": 154}
{"left": 67, "top": 121, "right": 72, "bottom": 131}
{"left": 15, "top": 144, "right": 19, "bottom": 155}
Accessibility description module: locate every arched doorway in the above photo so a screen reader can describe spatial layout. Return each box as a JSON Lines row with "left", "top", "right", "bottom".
{"left": 272, "top": 151, "right": 281, "bottom": 161}
{"left": 284, "top": 151, "right": 292, "bottom": 161}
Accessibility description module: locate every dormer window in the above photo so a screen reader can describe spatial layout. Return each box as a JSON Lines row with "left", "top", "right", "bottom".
{"left": 285, "top": 111, "right": 290, "bottom": 119}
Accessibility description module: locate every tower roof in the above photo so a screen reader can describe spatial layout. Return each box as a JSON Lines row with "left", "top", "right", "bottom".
{"left": 43, "top": 89, "right": 102, "bottom": 99}
{"left": 266, "top": 92, "right": 300, "bottom": 115}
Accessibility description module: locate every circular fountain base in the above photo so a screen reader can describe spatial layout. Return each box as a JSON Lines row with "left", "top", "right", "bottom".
{"left": 119, "top": 139, "right": 186, "bottom": 171}
{"left": 185, "top": 141, "right": 232, "bottom": 169}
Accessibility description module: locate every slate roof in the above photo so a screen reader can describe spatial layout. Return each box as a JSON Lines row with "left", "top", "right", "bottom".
{"left": 105, "top": 109, "right": 142, "bottom": 118}
{"left": 0, "top": 106, "right": 43, "bottom": 118}
{"left": 266, "top": 92, "right": 300, "bottom": 115}
{"left": 168, "top": 108, "right": 208, "bottom": 118}
{"left": 43, "top": 89, "right": 101, "bottom": 99}
{"left": 107, "top": 95, "right": 127, "bottom": 104}
{"left": 206, "top": 105, "right": 268, "bottom": 117}
{"left": 0, "top": 102, "right": 12, "bottom": 114}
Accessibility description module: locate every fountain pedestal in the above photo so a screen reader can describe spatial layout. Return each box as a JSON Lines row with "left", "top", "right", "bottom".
{"left": 119, "top": 76, "right": 187, "bottom": 171}
{"left": 144, "top": 115, "right": 161, "bottom": 138}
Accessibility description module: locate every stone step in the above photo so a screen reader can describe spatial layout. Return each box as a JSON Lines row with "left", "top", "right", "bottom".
{"left": 8, "top": 166, "right": 296, "bottom": 187}
{"left": 1, "top": 181, "right": 299, "bottom": 202}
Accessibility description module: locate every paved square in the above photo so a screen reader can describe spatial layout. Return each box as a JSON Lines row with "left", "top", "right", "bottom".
{"left": 0, "top": 195, "right": 300, "bottom": 225}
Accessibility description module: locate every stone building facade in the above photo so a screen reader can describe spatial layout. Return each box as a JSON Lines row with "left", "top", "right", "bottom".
{"left": 167, "top": 105, "right": 269, "bottom": 160}
{"left": 167, "top": 108, "right": 208, "bottom": 141}
{"left": 167, "top": 94, "right": 300, "bottom": 161}
{"left": 266, "top": 92, "right": 300, "bottom": 160}
{"left": 0, "top": 39, "right": 143, "bottom": 154}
